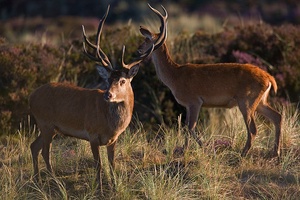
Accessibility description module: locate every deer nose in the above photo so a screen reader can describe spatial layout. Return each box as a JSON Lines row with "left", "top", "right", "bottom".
{"left": 104, "top": 92, "right": 113, "bottom": 101}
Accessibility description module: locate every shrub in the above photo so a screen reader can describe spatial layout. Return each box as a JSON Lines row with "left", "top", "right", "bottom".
{"left": 1, "top": 22, "right": 300, "bottom": 133}
{"left": 0, "top": 38, "right": 61, "bottom": 132}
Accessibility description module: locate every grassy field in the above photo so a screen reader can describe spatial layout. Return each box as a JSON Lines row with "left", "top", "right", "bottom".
{"left": 1, "top": 5, "right": 300, "bottom": 199}
{"left": 1, "top": 104, "right": 299, "bottom": 200}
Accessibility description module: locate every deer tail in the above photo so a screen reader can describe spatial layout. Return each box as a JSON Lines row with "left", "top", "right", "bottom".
{"left": 269, "top": 75, "right": 278, "bottom": 94}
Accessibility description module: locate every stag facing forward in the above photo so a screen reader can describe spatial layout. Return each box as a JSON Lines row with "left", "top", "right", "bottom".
{"left": 29, "top": 5, "right": 153, "bottom": 195}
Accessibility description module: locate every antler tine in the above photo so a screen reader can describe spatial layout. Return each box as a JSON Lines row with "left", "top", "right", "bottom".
{"left": 121, "top": 46, "right": 129, "bottom": 69}
{"left": 147, "top": 4, "right": 168, "bottom": 50}
{"left": 122, "top": 44, "right": 155, "bottom": 69}
{"left": 82, "top": 35, "right": 102, "bottom": 62}
{"left": 139, "top": 43, "right": 155, "bottom": 59}
{"left": 82, "top": 25, "right": 107, "bottom": 64}
{"left": 95, "top": 5, "right": 113, "bottom": 69}
{"left": 95, "top": 5, "right": 110, "bottom": 47}
{"left": 95, "top": 43, "right": 113, "bottom": 69}
{"left": 82, "top": 25, "right": 97, "bottom": 49}
{"left": 147, "top": 4, "right": 168, "bottom": 24}
{"left": 82, "top": 5, "right": 113, "bottom": 70}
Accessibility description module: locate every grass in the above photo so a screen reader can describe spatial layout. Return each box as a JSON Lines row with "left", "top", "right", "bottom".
{"left": 1, "top": 6, "right": 300, "bottom": 199}
{"left": 0, "top": 104, "right": 299, "bottom": 199}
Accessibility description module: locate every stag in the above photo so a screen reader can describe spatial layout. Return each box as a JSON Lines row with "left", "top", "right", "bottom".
{"left": 29, "top": 5, "right": 153, "bottom": 194}
{"left": 138, "top": 4, "right": 282, "bottom": 157}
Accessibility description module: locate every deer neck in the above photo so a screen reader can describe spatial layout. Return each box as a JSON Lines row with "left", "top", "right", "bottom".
{"left": 106, "top": 92, "right": 134, "bottom": 132}
{"left": 152, "top": 43, "right": 178, "bottom": 87}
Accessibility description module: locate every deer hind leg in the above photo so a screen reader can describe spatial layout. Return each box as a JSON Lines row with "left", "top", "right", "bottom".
{"left": 40, "top": 125, "right": 56, "bottom": 174}
{"left": 30, "top": 135, "right": 43, "bottom": 181}
{"left": 30, "top": 124, "right": 55, "bottom": 180}
{"left": 238, "top": 100, "right": 258, "bottom": 157}
{"left": 257, "top": 103, "right": 282, "bottom": 157}
{"left": 184, "top": 103, "right": 203, "bottom": 150}
{"left": 256, "top": 83, "right": 282, "bottom": 157}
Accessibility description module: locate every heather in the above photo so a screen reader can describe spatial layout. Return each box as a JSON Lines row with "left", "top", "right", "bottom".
{"left": 1, "top": 21, "right": 300, "bottom": 132}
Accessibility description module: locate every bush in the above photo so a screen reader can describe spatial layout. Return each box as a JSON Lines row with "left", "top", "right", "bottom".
{"left": 0, "top": 38, "right": 61, "bottom": 132}
{"left": 1, "top": 22, "right": 300, "bottom": 133}
{"left": 0, "top": 37, "right": 93, "bottom": 133}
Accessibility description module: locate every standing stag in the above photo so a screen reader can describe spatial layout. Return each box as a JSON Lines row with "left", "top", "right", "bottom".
{"left": 29, "top": 5, "right": 153, "bottom": 193}
{"left": 138, "top": 4, "right": 282, "bottom": 157}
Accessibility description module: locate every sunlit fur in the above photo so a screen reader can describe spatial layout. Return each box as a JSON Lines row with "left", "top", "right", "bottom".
{"left": 139, "top": 4, "right": 282, "bottom": 157}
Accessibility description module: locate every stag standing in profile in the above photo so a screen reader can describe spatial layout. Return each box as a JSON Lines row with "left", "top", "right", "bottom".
{"left": 138, "top": 4, "right": 281, "bottom": 157}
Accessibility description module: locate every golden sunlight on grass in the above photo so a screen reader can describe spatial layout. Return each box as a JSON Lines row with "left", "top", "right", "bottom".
{"left": 0, "top": 104, "right": 299, "bottom": 199}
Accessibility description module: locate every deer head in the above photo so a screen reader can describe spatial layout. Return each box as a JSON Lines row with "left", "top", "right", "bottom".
{"left": 82, "top": 5, "right": 154, "bottom": 102}
{"left": 138, "top": 4, "right": 168, "bottom": 56}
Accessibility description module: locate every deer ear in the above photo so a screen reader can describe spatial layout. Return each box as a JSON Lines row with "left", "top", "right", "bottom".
{"left": 140, "top": 26, "right": 152, "bottom": 39}
{"left": 96, "top": 66, "right": 110, "bottom": 80}
{"left": 127, "top": 65, "right": 140, "bottom": 79}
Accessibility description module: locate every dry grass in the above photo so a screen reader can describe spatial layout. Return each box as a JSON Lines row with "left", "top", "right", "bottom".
{"left": 1, "top": 6, "right": 299, "bottom": 199}
{"left": 0, "top": 104, "right": 299, "bottom": 199}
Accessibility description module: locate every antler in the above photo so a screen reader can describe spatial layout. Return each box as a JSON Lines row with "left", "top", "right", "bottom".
{"left": 82, "top": 5, "right": 113, "bottom": 70}
{"left": 147, "top": 4, "right": 168, "bottom": 50}
{"left": 121, "top": 44, "right": 154, "bottom": 69}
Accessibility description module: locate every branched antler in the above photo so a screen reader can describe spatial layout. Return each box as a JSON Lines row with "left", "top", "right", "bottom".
{"left": 82, "top": 5, "right": 113, "bottom": 70}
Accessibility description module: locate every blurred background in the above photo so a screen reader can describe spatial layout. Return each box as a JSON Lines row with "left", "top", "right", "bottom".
{"left": 1, "top": 0, "right": 300, "bottom": 133}
{"left": 1, "top": 0, "right": 300, "bottom": 24}
{"left": 1, "top": 0, "right": 300, "bottom": 43}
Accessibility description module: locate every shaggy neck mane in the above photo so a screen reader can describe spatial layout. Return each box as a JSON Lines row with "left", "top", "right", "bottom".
{"left": 107, "top": 99, "right": 133, "bottom": 132}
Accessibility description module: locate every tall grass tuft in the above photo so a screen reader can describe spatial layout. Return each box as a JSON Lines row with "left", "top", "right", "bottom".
{"left": 0, "top": 104, "right": 299, "bottom": 199}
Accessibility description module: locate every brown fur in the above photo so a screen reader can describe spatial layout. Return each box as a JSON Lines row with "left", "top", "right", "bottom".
{"left": 139, "top": 5, "right": 282, "bottom": 157}
{"left": 29, "top": 68, "right": 136, "bottom": 194}
{"left": 29, "top": 6, "right": 147, "bottom": 196}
